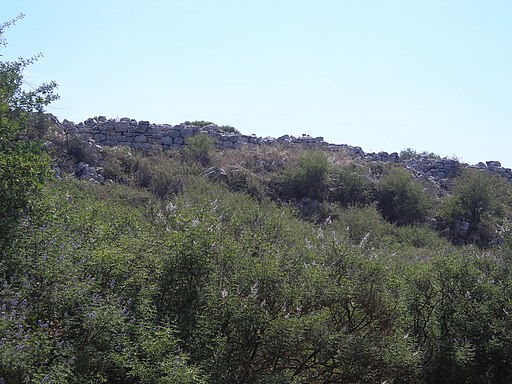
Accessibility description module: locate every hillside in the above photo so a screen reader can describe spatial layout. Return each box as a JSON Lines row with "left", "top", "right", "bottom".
{"left": 2, "top": 113, "right": 512, "bottom": 383}
{"left": 49, "top": 114, "right": 512, "bottom": 246}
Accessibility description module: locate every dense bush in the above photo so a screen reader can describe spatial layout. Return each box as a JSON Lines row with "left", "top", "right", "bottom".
{"left": 3, "top": 160, "right": 512, "bottom": 383}
{"left": 218, "top": 125, "right": 239, "bottom": 134}
{"left": 226, "top": 168, "right": 266, "bottom": 201}
{"left": 440, "top": 168, "right": 511, "bottom": 244}
{"left": 277, "top": 150, "right": 329, "bottom": 202}
{"left": 327, "top": 165, "right": 373, "bottom": 206}
{"left": 102, "top": 148, "right": 201, "bottom": 199}
{"left": 182, "top": 120, "right": 215, "bottom": 127}
{"left": 0, "top": 180, "right": 207, "bottom": 382}
{"left": 4, "top": 18, "right": 512, "bottom": 380}
{"left": 63, "top": 134, "right": 100, "bottom": 165}
{"left": 183, "top": 134, "right": 216, "bottom": 166}
{"left": 400, "top": 147, "right": 441, "bottom": 160}
{"left": 375, "top": 167, "right": 431, "bottom": 226}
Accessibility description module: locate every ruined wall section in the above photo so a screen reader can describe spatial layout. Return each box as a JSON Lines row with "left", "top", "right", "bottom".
{"left": 61, "top": 116, "right": 512, "bottom": 182}
{"left": 61, "top": 116, "right": 329, "bottom": 151}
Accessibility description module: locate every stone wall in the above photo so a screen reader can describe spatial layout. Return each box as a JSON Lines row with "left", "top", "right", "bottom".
{"left": 60, "top": 116, "right": 512, "bottom": 182}
{"left": 361, "top": 151, "right": 512, "bottom": 182}
{"left": 61, "top": 116, "right": 329, "bottom": 151}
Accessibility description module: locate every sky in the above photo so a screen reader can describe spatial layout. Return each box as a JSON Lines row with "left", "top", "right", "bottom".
{"left": 3, "top": 0, "right": 512, "bottom": 167}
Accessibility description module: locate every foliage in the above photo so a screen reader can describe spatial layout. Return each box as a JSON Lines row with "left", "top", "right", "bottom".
{"left": 182, "top": 120, "right": 240, "bottom": 134}
{"left": 0, "top": 15, "right": 58, "bottom": 247}
{"left": 218, "top": 125, "right": 239, "bottom": 134}
{"left": 440, "top": 168, "right": 511, "bottom": 245}
{"left": 4, "top": 16, "right": 512, "bottom": 382}
{"left": 3, "top": 161, "right": 512, "bottom": 383}
{"left": 0, "top": 180, "right": 207, "bottom": 382}
{"left": 375, "top": 167, "right": 431, "bottom": 226}
{"left": 403, "top": 249, "right": 512, "bottom": 383}
{"left": 226, "top": 168, "right": 266, "bottom": 201}
{"left": 63, "top": 134, "right": 100, "bottom": 165}
{"left": 327, "top": 164, "right": 373, "bottom": 206}
{"left": 183, "top": 134, "right": 216, "bottom": 166}
{"left": 329, "top": 204, "right": 446, "bottom": 251}
{"left": 400, "top": 147, "right": 441, "bottom": 161}
{"left": 277, "top": 150, "right": 329, "bottom": 202}
{"left": 183, "top": 120, "right": 214, "bottom": 127}
{"left": 102, "top": 148, "right": 202, "bottom": 199}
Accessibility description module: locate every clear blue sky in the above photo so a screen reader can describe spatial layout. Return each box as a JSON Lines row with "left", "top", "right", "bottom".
{"left": 3, "top": 1, "right": 512, "bottom": 166}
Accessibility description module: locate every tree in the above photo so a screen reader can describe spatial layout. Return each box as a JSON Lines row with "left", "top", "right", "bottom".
{"left": 0, "top": 15, "right": 59, "bottom": 246}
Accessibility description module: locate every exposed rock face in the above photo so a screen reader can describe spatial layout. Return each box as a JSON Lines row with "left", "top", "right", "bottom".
{"left": 59, "top": 116, "right": 512, "bottom": 183}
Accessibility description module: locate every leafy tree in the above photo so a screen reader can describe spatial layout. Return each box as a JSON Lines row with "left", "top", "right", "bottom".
{"left": 0, "top": 15, "right": 58, "bottom": 246}
{"left": 375, "top": 167, "right": 431, "bottom": 226}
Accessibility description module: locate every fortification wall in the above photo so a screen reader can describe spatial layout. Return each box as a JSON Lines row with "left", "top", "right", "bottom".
{"left": 61, "top": 116, "right": 512, "bottom": 182}
{"left": 61, "top": 116, "right": 329, "bottom": 151}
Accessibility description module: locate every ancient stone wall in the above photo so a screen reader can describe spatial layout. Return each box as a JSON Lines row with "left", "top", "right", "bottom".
{"left": 61, "top": 116, "right": 512, "bottom": 182}
{"left": 61, "top": 116, "right": 328, "bottom": 151}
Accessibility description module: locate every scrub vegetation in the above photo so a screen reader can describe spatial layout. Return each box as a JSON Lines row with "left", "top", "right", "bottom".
{"left": 3, "top": 16, "right": 512, "bottom": 384}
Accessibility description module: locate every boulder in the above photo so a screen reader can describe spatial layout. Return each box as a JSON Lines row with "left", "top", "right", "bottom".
{"left": 204, "top": 166, "right": 228, "bottom": 183}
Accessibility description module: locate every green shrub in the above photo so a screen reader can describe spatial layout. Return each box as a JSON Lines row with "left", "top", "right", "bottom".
{"left": 327, "top": 165, "right": 373, "bottom": 206}
{"left": 101, "top": 146, "right": 142, "bottom": 184}
{"left": 183, "top": 134, "right": 215, "bottom": 166}
{"left": 277, "top": 151, "right": 329, "bottom": 201}
{"left": 330, "top": 204, "right": 394, "bottom": 247}
{"left": 440, "top": 168, "right": 511, "bottom": 244}
{"left": 183, "top": 120, "right": 214, "bottom": 127}
{"left": 218, "top": 125, "right": 240, "bottom": 134}
{"left": 394, "top": 224, "right": 446, "bottom": 249}
{"left": 182, "top": 120, "right": 239, "bottom": 134}
{"left": 64, "top": 134, "right": 100, "bottom": 165}
{"left": 375, "top": 167, "right": 431, "bottom": 226}
{"left": 400, "top": 147, "right": 441, "bottom": 161}
{"left": 403, "top": 249, "right": 512, "bottom": 383}
{"left": 0, "top": 179, "right": 206, "bottom": 383}
{"left": 226, "top": 168, "right": 266, "bottom": 201}
{"left": 102, "top": 148, "right": 200, "bottom": 199}
{"left": 101, "top": 146, "right": 135, "bottom": 183}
